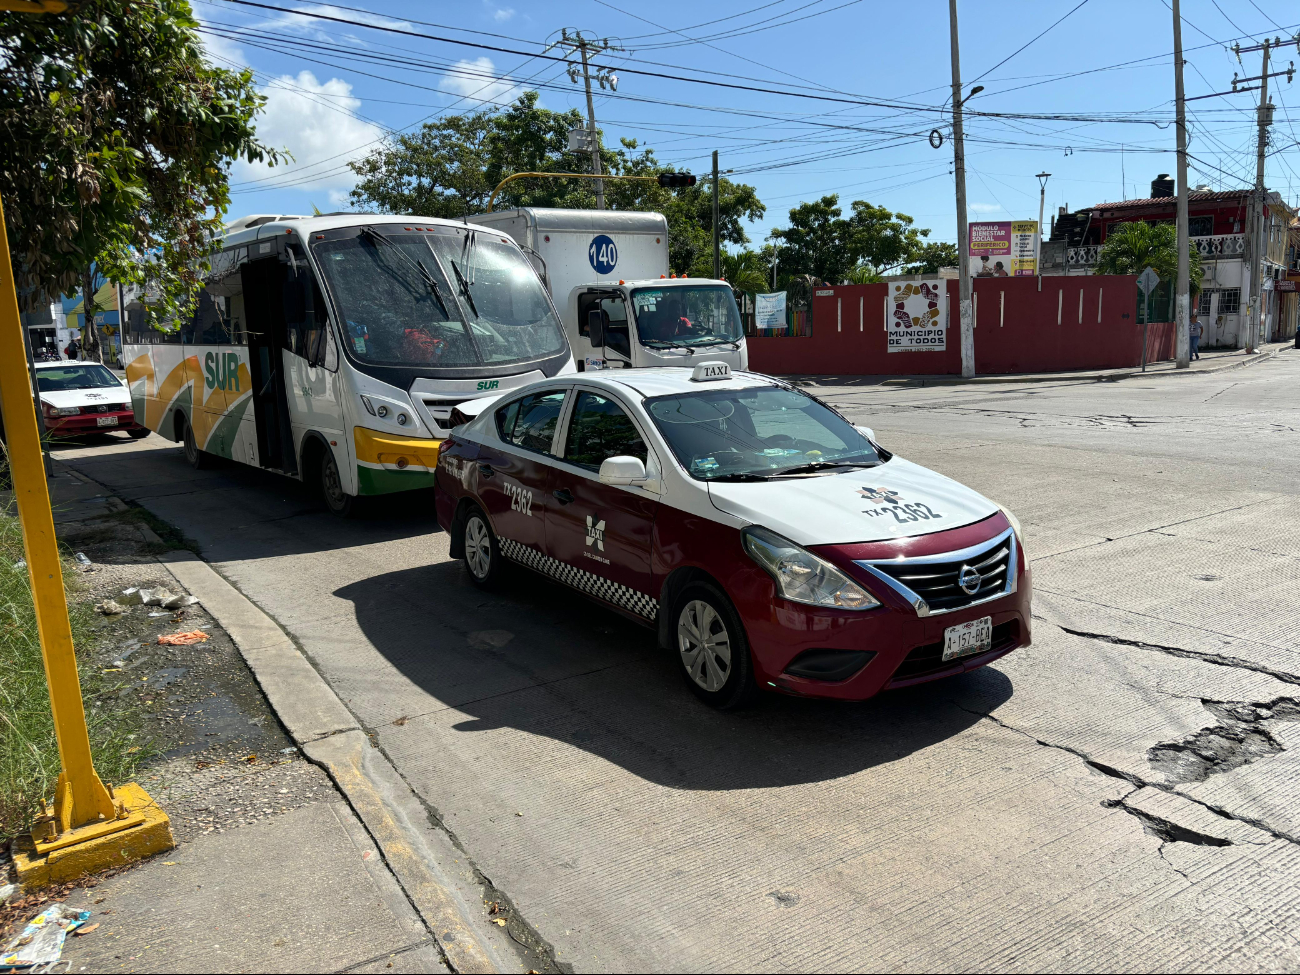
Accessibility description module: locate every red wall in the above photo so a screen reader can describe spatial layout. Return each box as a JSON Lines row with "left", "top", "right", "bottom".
{"left": 746, "top": 275, "right": 1169, "bottom": 377}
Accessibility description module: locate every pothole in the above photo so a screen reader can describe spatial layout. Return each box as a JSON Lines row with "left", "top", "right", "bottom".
{"left": 1147, "top": 699, "right": 1300, "bottom": 783}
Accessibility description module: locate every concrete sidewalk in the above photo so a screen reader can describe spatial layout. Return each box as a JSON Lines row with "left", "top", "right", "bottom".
{"left": 791, "top": 340, "right": 1294, "bottom": 388}
{"left": 7, "top": 465, "right": 459, "bottom": 974}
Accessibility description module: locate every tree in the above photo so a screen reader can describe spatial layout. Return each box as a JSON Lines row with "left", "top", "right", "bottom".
{"left": 846, "top": 264, "right": 884, "bottom": 284}
{"left": 769, "top": 195, "right": 936, "bottom": 283}
{"left": 1095, "top": 221, "right": 1202, "bottom": 293}
{"left": 719, "top": 249, "right": 769, "bottom": 293}
{"left": 349, "top": 99, "right": 766, "bottom": 276}
{"left": 905, "top": 241, "right": 960, "bottom": 275}
{"left": 0, "top": 0, "right": 279, "bottom": 346}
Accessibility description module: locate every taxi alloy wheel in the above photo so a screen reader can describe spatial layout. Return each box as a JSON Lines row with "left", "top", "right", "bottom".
{"left": 462, "top": 506, "right": 503, "bottom": 588}
{"left": 674, "top": 582, "right": 757, "bottom": 709}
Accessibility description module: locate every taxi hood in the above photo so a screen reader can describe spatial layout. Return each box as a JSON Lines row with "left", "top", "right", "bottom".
{"left": 40, "top": 387, "right": 128, "bottom": 410}
{"left": 704, "top": 457, "right": 999, "bottom": 546}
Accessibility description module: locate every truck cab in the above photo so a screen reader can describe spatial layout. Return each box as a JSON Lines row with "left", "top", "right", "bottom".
{"left": 467, "top": 207, "right": 748, "bottom": 372}
{"left": 567, "top": 277, "right": 747, "bottom": 372}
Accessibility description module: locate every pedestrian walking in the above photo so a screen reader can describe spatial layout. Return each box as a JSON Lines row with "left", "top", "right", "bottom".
{"left": 63, "top": 336, "right": 81, "bottom": 360}
{"left": 1189, "top": 307, "right": 1202, "bottom": 361}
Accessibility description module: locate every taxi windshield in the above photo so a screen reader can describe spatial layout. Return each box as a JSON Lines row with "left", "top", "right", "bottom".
{"left": 644, "top": 385, "right": 881, "bottom": 481}
{"left": 36, "top": 364, "right": 121, "bottom": 391}
{"left": 313, "top": 228, "right": 566, "bottom": 369}
{"left": 631, "top": 285, "right": 743, "bottom": 348}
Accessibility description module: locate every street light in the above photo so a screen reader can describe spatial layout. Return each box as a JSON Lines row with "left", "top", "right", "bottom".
{"left": 1036, "top": 172, "right": 1051, "bottom": 288}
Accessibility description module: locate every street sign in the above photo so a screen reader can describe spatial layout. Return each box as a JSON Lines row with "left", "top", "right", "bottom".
{"left": 1137, "top": 267, "right": 1160, "bottom": 294}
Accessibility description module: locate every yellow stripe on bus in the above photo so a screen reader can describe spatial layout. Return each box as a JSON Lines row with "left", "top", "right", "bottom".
{"left": 353, "top": 426, "right": 443, "bottom": 472}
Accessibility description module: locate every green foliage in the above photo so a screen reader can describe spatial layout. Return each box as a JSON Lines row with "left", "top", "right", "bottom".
{"left": 0, "top": 505, "right": 147, "bottom": 839}
{"left": 719, "top": 249, "right": 770, "bottom": 293}
{"left": 846, "top": 264, "right": 884, "bottom": 284}
{"left": 905, "top": 241, "right": 960, "bottom": 275}
{"left": 0, "top": 1, "right": 280, "bottom": 325}
{"left": 1095, "top": 221, "right": 1203, "bottom": 294}
{"left": 768, "top": 195, "right": 934, "bottom": 284}
{"left": 348, "top": 94, "right": 765, "bottom": 275}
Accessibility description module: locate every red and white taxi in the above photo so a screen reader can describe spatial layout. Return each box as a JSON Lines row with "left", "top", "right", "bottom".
{"left": 34, "top": 361, "right": 148, "bottom": 438}
{"left": 435, "top": 362, "right": 1030, "bottom": 708}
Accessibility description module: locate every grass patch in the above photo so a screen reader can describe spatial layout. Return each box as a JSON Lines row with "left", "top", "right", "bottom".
{"left": 106, "top": 506, "right": 201, "bottom": 556}
{"left": 0, "top": 504, "right": 150, "bottom": 840}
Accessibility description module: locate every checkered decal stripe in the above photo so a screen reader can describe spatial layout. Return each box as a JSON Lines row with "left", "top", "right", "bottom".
{"left": 497, "top": 536, "right": 659, "bottom": 621}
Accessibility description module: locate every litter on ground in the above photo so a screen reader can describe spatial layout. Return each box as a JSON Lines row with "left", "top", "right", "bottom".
{"left": 0, "top": 903, "right": 91, "bottom": 971}
{"left": 158, "top": 630, "right": 209, "bottom": 646}
{"left": 95, "top": 599, "right": 127, "bottom": 616}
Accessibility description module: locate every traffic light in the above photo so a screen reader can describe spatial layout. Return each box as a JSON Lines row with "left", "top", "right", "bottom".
{"left": 657, "top": 173, "right": 697, "bottom": 188}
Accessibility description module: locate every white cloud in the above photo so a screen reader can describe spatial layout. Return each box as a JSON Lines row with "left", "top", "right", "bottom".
{"left": 493, "top": 7, "right": 516, "bottom": 22}
{"left": 199, "top": 30, "right": 247, "bottom": 69}
{"left": 440, "top": 56, "right": 524, "bottom": 108}
{"left": 968, "top": 203, "right": 1004, "bottom": 213}
{"left": 235, "top": 71, "right": 384, "bottom": 201}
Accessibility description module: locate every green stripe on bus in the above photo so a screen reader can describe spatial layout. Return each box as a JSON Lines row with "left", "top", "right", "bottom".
{"left": 356, "top": 465, "right": 436, "bottom": 496}
{"left": 201, "top": 396, "right": 253, "bottom": 460}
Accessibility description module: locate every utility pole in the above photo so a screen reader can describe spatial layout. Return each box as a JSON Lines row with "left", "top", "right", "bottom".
{"left": 1036, "top": 172, "right": 1050, "bottom": 289}
{"left": 552, "top": 30, "right": 622, "bottom": 211}
{"left": 1230, "top": 33, "right": 1296, "bottom": 352}
{"left": 948, "top": 0, "right": 976, "bottom": 378}
{"left": 712, "top": 150, "right": 720, "bottom": 280}
{"left": 1172, "top": 0, "right": 1191, "bottom": 368}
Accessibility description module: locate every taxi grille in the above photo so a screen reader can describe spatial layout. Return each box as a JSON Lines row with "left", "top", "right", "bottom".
{"left": 856, "top": 528, "right": 1016, "bottom": 616}
{"left": 890, "top": 620, "right": 1019, "bottom": 684}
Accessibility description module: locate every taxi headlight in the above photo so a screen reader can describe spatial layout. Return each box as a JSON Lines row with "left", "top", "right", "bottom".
{"left": 742, "top": 526, "right": 880, "bottom": 611}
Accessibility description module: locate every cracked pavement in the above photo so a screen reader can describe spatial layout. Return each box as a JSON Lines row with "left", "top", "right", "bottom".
{"left": 51, "top": 347, "right": 1300, "bottom": 972}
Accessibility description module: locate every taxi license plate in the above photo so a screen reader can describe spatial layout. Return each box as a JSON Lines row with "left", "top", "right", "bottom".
{"left": 942, "top": 616, "right": 993, "bottom": 661}
{"left": 96, "top": 415, "right": 119, "bottom": 427}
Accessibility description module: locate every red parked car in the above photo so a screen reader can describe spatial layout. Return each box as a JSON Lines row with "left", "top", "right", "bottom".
{"left": 435, "top": 363, "right": 1030, "bottom": 708}
{"left": 33, "top": 361, "right": 149, "bottom": 439}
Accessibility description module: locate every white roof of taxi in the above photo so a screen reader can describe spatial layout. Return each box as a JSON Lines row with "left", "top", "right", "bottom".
{"left": 581, "top": 367, "right": 777, "bottom": 400}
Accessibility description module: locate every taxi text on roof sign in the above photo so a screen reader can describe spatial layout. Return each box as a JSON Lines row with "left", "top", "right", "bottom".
{"left": 691, "top": 361, "right": 731, "bottom": 382}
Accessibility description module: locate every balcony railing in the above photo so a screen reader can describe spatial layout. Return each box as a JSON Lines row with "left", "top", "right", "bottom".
{"left": 1067, "top": 234, "right": 1245, "bottom": 267}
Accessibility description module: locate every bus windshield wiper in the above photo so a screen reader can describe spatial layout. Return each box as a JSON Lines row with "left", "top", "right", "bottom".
{"left": 449, "top": 259, "right": 479, "bottom": 318}
{"left": 359, "top": 227, "right": 449, "bottom": 316}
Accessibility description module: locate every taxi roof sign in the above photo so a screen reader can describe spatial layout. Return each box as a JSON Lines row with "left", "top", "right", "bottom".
{"left": 691, "top": 361, "right": 732, "bottom": 382}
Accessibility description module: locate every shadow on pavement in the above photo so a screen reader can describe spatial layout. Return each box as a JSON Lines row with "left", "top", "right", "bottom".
{"left": 52, "top": 436, "right": 442, "bottom": 560}
{"left": 337, "top": 561, "right": 1013, "bottom": 792}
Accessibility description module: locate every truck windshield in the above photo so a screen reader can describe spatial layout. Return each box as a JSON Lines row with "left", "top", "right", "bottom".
{"left": 312, "top": 228, "right": 567, "bottom": 368}
{"left": 631, "top": 285, "right": 743, "bottom": 349}
{"left": 645, "top": 386, "right": 881, "bottom": 481}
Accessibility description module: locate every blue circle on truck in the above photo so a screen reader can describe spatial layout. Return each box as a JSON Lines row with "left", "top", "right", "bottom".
{"left": 589, "top": 235, "right": 618, "bottom": 274}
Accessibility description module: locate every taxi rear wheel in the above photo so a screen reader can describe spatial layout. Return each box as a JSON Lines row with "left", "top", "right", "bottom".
{"left": 462, "top": 505, "right": 504, "bottom": 589}
{"left": 674, "top": 582, "right": 757, "bottom": 709}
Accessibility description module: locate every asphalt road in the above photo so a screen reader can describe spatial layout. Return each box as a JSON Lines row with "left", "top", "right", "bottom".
{"left": 53, "top": 349, "right": 1300, "bottom": 973}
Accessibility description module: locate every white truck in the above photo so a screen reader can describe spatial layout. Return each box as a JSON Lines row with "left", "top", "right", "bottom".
{"left": 467, "top": 208, "right": 748, "bottom": 372}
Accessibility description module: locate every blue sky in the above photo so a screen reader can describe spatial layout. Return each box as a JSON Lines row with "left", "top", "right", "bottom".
{"left": 198, "top": 0, "right": 1300, "bottom": 251}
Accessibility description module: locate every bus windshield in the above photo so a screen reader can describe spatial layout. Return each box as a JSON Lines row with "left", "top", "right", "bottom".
{"left": 312, "top": 228, "right": 567, "bottom": 369}
{"left": 631, "top": 285, "right": 743, "bottom": 349}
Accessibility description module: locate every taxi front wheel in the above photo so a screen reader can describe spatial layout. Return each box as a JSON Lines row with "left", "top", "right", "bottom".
{"left": 674, "top": 582, "right": 758, "bottom": 710}
{"left": 462, "top": 505, "right": 505, "bottom": 589}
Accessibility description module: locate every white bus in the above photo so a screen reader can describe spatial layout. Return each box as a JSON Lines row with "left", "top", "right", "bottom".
{"left": 123, "top": 213, "right": 575, "bottom": 515}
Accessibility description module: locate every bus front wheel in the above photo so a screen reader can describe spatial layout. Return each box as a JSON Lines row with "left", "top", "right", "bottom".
{"left": 320, "top": 448, "right": 360, "bottom": 518}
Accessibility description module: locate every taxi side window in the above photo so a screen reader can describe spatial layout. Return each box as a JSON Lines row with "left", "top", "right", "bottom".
{"left": 496, "top": 390, "right": 566, "bottom": 456}
{"left": 564, "top": 391, "right": 647, "bottom": 471}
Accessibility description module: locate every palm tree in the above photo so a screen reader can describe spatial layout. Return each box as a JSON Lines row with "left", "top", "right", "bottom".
{"left": 719, "top": 250, "right": 770, "bottom": 294}
{"left": 845, "top": 263, "right": 883, "bottom": 284}
{"left": 1095, "top": 221, "right": 1202, "bottom": 295}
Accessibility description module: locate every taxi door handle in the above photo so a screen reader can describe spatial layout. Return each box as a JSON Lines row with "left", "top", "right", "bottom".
{"left": 477, "top": 463, "right": 495, "bottom": 479}
{"left": 553, "top": 488, "right": 574, "bottom": 505}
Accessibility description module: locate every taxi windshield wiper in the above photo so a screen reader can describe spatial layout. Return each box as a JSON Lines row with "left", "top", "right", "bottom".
{"left": 706, "top": 471, "right": 774, "bottom": 482}
{"left": 771, "top": 460, "right": 877, "bottom": 477}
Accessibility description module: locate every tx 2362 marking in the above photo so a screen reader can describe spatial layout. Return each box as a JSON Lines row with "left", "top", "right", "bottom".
{"left": 863, "top": 502, "right": 942, "bottom": 523}
{"left": 505, "top": 481, "right": 534, "bottom": 516}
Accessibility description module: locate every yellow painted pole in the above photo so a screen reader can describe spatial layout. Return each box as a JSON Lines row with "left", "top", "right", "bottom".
{"left": 0, "top": 194, "right": 119, "bottom": 831}
{"left": 487, "top": 171, "right": 661, "bottom": 212}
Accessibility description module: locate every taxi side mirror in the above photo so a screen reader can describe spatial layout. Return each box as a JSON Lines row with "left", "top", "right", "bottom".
{"left": 855, "top": 424, "right": 876, "bottom": 443}
{"left": 599, "top": 455, "right": 647, "bottom": 486}
{"left": 587, "top": 308, "right": 606, "bottom": 347}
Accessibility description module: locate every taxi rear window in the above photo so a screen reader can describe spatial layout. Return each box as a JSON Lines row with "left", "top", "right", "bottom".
{"left": 496, "top": 390, "right": 566, "bottom": 455}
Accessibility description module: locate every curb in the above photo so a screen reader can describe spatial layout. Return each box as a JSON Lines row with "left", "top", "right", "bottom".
{"left": 155, "top": 551, "right": 507, "bottom": 974}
